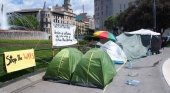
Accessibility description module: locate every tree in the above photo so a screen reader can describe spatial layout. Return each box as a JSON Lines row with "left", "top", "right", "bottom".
{"left": 104, "top": 16, "right": 117, "bottom": 30}
{"left": 9, "top": 15, "right": 40, "bottom": 30}
{"left": 104, "top": 16, "right": 119, "bottom": 35}
{"left": 117, "top": 0, "right": 170, "bottom": 34}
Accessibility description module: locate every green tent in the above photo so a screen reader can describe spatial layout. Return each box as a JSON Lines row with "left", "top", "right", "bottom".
{"left": 43, "top": 48, "right": 83, "bottom": 82}
{"left": 71, "top": 48, "right": 116, "bottom": 89}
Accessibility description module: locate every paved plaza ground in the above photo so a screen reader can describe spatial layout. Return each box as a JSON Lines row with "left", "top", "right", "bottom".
{"left": 1, "top": 48, "right": 170, "bottom": 93}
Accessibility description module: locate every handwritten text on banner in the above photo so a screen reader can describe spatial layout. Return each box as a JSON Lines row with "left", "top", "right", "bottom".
{"left": 52, "top": 23, "right": 77, "bottom": 47}
{"left": 4, "top": 49, "right": 36, "bottom": 73}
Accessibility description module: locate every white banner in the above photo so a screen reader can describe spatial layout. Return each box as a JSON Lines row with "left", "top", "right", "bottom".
{"left": 52, "top": 23, "right": 77, "bottom": 47}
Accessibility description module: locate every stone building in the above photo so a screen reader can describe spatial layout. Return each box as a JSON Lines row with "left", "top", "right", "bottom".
{"left": 76, "top": 21, "right": 85, "bottom": 35}
{"left": 76, "top": 13, "right": 95, "bottom": 35}
{"left": 9, "top": 0, "right": 85, "bottom": 37}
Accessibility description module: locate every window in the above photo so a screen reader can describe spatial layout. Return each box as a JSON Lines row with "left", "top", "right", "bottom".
{"left": 95, "top": 2, "right": 97, "bottom": 6}
{"left": 46, "top": 18, "right": 48, "bottom": 22}
{"left": 46, "top": 24, "right": 48, "bottom": 27}
{"left": 101, "top": 0, "right": 103, "bottom": 4}
{"left": 48, "top": 28, "right": 51, "bottom": 33}
{"left": 106, "top": 6, "right": 108, "bottom": 15}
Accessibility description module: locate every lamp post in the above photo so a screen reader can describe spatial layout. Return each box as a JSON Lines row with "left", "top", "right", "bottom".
{"left": 153, "top": 0, "right": 157, "bottom": 31}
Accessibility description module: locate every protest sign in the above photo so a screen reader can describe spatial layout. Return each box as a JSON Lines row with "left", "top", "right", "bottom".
{"left": 52, "top": 23, "right": 77, "bottom": 47}
{"left": 4, "top": 49, "right": 36, "bottom": 73}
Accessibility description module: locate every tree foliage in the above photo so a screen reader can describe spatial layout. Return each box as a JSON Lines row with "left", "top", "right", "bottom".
{"left": 117, "top": 0, "right": 170, "bottom": 34}
{"left": 104, "top": 16, "right": 118, "bottom": 30}
{"left": 104, "top": 16, "right": 119, "bottom": 35}
{"left": 9, "top": 15, "right": 40, "bottom": 30}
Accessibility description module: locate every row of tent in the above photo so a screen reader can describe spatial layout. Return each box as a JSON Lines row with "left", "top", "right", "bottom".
{"left": 43, "top": 48, "right": 117, "bottom": 89}
{"left": 43, "top": 29, "right": 162, "bottom": 89}
{"left": 117, "top": 29, "right": 162, "bottom": 60}
{"left": 95, "top": 29, "right": 161, "bottom": 62}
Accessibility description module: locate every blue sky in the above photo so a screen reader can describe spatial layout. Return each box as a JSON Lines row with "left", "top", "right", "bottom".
{"left": 11, "top": 0, "right": 23, "bottom": 5}
{"left": 1, "top": 0, "right": 94, "bottom": 16}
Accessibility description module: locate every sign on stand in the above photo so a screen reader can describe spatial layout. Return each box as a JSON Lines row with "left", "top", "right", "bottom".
{"left": 51, "top": 23, "right": 77, "bottom": 47}
{"left": 4, "top": 49, "right": 36, "bottom": 73}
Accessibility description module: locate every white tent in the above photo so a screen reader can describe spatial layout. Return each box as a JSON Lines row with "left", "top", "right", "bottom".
{"left": 125, "top": 29, "right": 160, "bottom": 35}
{"left": 100, "top": 41, "right": 127, "bottom": 64}
{"left": 125, "top": 29, "right": 161, "bottom": 52}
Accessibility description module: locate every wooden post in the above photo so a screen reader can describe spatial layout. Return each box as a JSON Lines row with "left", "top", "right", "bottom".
{"left": 52, "top": 48, "right": 55, "bottom": 57}
{"left": 32, "top": 67, "right": 35, "bottom": 72}
{"left": 2, "top": 54, "right": 7, "bottom": 73}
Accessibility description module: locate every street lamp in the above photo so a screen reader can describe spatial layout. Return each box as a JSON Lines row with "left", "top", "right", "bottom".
{"left": 153, "top": 0, "right": 157, "bottom": 31}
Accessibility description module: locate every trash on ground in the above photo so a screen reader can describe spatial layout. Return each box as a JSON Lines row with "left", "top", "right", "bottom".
{"left": 125, "top": 80, "right": 140, "bottom": 86}
{"left": 114, "top": 61, "right": 124, "bottom": 64}
{"left": 127, "top": 61, "right": 133, "bottom": 69}
{"left": 128, "top": 72, "right": 139, "bottom": 77}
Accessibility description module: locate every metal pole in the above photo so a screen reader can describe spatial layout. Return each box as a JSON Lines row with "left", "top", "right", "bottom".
{"left": 153, "top": 0, "right": 157, "bottom": 31}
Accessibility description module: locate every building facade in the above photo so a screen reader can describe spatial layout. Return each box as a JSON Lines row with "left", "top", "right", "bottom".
{"left": 9, "top": 0, "right": 86, "bottom": 37}
{"left": 94, "top": 0, "right": 135, "bottom": 30}
{"left": 76, "top": 13, "right": 95, "bottom": 35}
{"left": 76, "top": 21, "right": 85, "bottom": 35}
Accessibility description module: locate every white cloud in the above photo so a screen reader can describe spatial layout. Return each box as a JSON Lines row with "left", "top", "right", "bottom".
{"left": 1, "top": 0, "right": 94, "bottom": 16}
{"left": 71, "top": 0, "right": 94, "bottom": 16}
